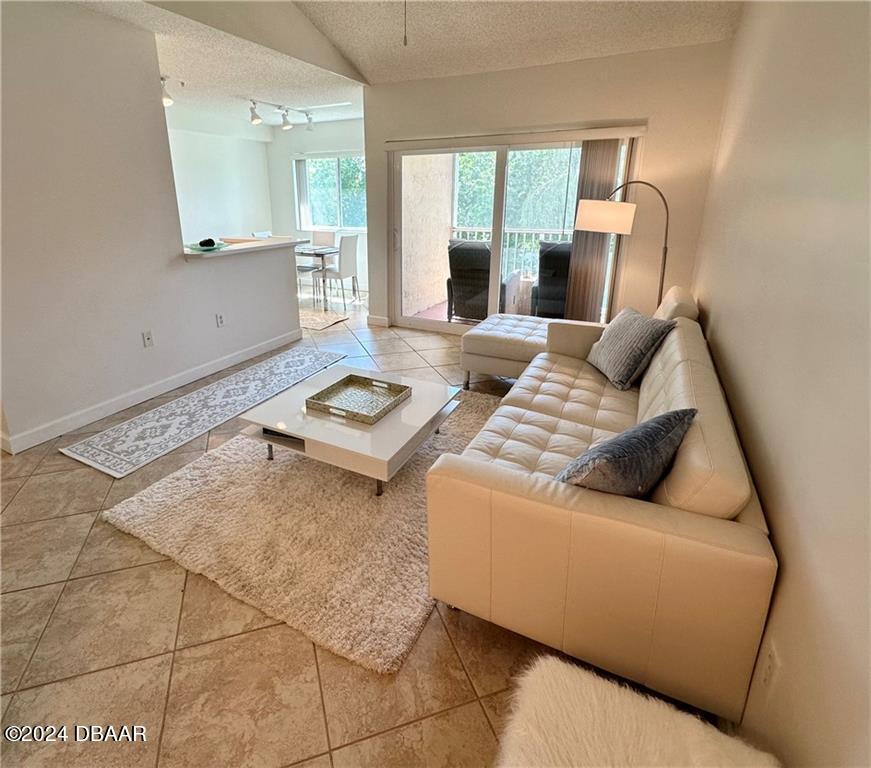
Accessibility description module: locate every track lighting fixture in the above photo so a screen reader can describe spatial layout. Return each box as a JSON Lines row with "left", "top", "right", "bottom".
{"left": 160, "top": 76, "right": 174, "bottom": 107}
{"left": 249, "top": 101, "right": 263, "bottom": 125}
{"left": 280, "top": 108, "right": 293, "bottom": 131}
{"left": 305, "top": 112, "right": 314, "bottom": 131}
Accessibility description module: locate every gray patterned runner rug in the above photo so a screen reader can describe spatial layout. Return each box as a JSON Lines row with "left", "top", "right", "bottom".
{"left": 62, "top": 347, "right": 344, "bottom": 478}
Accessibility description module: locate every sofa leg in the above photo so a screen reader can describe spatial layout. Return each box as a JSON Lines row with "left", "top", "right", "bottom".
{"left": 463, "top": 371, "right": 470, "bottom": 390}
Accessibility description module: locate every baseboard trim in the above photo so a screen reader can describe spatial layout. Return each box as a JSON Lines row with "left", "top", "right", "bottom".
{"left": 367, "top": 315, "right": 390, "bottom": 327}
{"left": 3, "top": 329, "right": 303, "bottom": 454}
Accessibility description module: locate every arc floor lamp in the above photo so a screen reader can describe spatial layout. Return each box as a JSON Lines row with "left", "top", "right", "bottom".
{"left": 575, "top": 180, "right": 670, "bottom": 305}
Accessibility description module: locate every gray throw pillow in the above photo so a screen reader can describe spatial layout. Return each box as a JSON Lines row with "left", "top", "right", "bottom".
{"left": 555, "top": 409, "right": 697, "bottom": 497}
{"left": 588, "top": 308, "right": 676, "bottom": 390}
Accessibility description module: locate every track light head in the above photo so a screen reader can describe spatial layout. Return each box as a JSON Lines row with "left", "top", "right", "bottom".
{"left": 280, "top": 109, "right": 293, "bottom": 131}
{"left": 305, "top": 112, "right": 314, "bottom": 132}
{"left": 249, "top": 101, "right": 263, "bottom": 126}
{"left": 160, "top": 76, "right": 174, "bottom": 108}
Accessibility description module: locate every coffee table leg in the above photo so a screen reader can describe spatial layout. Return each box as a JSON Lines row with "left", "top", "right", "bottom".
{"left": 376, "top": 479, "right": 383, "bottom": 496}
{"left": 267, "top": 444, "right": 274, "bottom": 461}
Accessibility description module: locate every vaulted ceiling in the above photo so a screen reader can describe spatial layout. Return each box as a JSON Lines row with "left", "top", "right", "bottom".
{"left": 84, "top": 1, "right": 742, "bottom": 123}
{"left": 296, "top": 1, "right": 743, "bottom": 84}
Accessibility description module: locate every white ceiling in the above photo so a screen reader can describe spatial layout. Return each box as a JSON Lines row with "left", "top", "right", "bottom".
{"left": 84, "top": 1, "right": 364, "bottom": 126}
{"left": 296, "top": 1, "right": 743, "bottom": 84}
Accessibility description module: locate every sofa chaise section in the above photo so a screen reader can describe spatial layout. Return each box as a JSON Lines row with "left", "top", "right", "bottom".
{"left": 427, "top": 312, "right": 777, "bottom": 721}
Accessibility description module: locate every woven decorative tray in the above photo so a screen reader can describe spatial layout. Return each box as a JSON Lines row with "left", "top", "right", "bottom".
{"left": 305, "top": 374, "right": 411, "bottom": 425}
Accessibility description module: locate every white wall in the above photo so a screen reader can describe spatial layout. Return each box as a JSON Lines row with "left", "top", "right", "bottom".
{"left": 363, "top": 42, "right": 731, "bottom": 322}
{"left": 266, "top": 118, "right": 369, "bottom": 290}
{"left": 1, "top": 3, "right": 301, "bottom": 451}
{"left": 692, "top": 4, "right": 869, "bottom": 765}
{"left": 401, "top": 154, "right": 454, "bottom": 316}
{"left": 166, "top": 106, "right": 273, "bottom": 243}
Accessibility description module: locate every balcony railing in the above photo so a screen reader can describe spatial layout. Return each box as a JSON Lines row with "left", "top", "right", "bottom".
{"left": 450, "top": 227, "right": 572, "bottom": 278}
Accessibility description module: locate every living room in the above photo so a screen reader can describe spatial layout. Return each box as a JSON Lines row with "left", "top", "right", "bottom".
{"left": 1, "top": 2, "right": 868, "bottom": 767}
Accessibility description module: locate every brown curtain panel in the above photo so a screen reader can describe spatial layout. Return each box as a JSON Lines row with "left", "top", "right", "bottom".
{"left": 564, "top": 139, "right": 621, "bottom": 321}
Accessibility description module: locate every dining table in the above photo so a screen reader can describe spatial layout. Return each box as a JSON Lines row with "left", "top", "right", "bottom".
{"left": 295, "top": 244, "right": 340, "bottom": 312}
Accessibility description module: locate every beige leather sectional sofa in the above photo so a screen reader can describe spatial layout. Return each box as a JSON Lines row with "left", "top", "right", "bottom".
{"left": 426, "top": 289, "right": 777, "bottom": 721}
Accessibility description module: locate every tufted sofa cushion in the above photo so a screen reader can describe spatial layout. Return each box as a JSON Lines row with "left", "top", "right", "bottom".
{"left": 462, "top": 313, "right": 550, "bottom": 363}
{"left": 464, "top": 353, "right": 639, "bottom": 480}
{"left": 639, "top": 318, "right": 750, "bottom": 519}
{"left": 464, "top": 405, "right": 624, "bottom": 478}
{"left": 502, "top": 353, "right": 638, "bottom": 434}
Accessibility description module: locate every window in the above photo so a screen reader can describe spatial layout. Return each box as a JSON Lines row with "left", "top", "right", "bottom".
{"left": 295, "top": 155, "right": 367, "bottom": 230}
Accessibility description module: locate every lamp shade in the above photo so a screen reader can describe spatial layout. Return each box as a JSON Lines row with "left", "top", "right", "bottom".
{"left": 574, "top": 199, "right": 637, "bottom": 235}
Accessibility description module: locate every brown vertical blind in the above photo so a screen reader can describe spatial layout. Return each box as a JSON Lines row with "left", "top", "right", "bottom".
{"left": 564, "top": 138, "right": 621, "bottom": 321}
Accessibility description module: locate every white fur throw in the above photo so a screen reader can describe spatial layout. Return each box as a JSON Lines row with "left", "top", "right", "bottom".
{"left": 497, "top": 657, "right": 779, "bottom": 767}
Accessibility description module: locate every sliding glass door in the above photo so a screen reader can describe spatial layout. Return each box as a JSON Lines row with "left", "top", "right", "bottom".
{"left": 398, "top": 149, "right": 497, "bottom": 325}
{"left": 392, "top": 134, "right": 633, "bottom": 331}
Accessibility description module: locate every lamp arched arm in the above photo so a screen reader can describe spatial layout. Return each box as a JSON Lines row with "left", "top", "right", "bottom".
{"left": 607, "top": 180, "right": 670, "bottom": 304}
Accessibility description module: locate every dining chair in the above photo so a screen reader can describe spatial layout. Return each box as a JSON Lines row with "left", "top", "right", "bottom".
{"left": 297, "top": 230, "right": 332, "bottom": 302}
{"left": 313, "top": 234, "right": 359, "bottom": 310}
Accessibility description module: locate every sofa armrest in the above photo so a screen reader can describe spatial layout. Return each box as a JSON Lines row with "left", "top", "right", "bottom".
{"left": 427, "top": 454, "right": 777, "bottom": 720}
{"left": 546, "top": 320, "right": 605, "bottom": 358}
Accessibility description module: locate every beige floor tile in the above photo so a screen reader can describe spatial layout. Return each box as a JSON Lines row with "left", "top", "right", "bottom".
{"left": 70, "top": 519, "right": 167, "bottom": 578}
{"left": 22, "top": 561, "right": 185, "bottom": 687}
{"left": 318, "top": 611, "right": 474, "bottom": 747}
{"left": 207, "top": 431, "right": 236, "bottom": 450}
{"left": 160, "top": 626, "right": 327, "bottom": 768}
{"left": 289, "top": 754, "right": 332, "bottom": 768}
{"left": 2, "top": 468, "right": 112, "bottom": 526}
{"left": 311, "top": 330, "right": 358, "bottom": 346}
{"left": 209, "top": 416, "right": 249, "bottom": 437}
{"left": 480, "top": 689, "right": 513, "bottom": 738}
{"left": 403, "top": 334, "right": 458, "bottom": 351}
{"left": 1, "top": 583, "right": 63, "bottom": 693}
{"left": 1, "top": 477, "right": 25, "bottom": 512}
{"left": 1, "top": 654, "right": 171, "bottom": 768}
{"left": 176, "top": 573, "right": 278, "bottom": 648}
{"left": 416, "top": 347, "right": 461, "bottom": 366}
{"left": 437, "top": 603, "right": 550, "bottom": 697}
{"left": 32, "top": 434, "right": 98, "bottom": 476}
{"left": 331, "top": 701, "right": 497, "bottom": 768}
{"left": 165, "top": 433, "right": 209, "bottom": 456}
{"left": 433, "top": 366, "right": 490, "bottom": 387}
{"left": 1, "top": 513, "right": 96, "bottom": 592}
{"left": 340, "top": 356, "right": 381, "bottom": 372}
{"left": 102, "top": 451, "right": 204, "bottom": 509}
{"left": 67, "top": 401, "right": 155, "bottom": 436}
{"left": 359, "top": 338, "right": 413, "bottom": 355}
{"left": 371, "top": 351, "right": 428, "bottom": 372}
{"left": 351, "top": 327, "right": 399, "bottom": 341}
{"left": 401, "top": 367, "right": 460, "bottom": 386}
{"left": 389, "top": 327, "right": 442, "bottom": 339}
{"left": 316, "top": 340, "right": 368, "bottom": 357}
{"left": 1, "top": 442, "right": 54, "bottom": 479}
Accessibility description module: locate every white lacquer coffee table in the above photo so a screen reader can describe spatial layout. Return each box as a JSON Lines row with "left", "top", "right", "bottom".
{"left": 239, "top": 365, "right": 460, "bottom": 495}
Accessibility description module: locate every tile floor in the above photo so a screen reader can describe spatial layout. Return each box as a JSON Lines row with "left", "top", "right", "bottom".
{"left": 0, "top": 299, "right": 544, "bottom": 767}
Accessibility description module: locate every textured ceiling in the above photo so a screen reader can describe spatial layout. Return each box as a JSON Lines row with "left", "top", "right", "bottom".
{"left": 84, "top": 1, "right": 364, "bottom": 125}
{"left": 296, "top": 1, "right": 743, "bottom": 84}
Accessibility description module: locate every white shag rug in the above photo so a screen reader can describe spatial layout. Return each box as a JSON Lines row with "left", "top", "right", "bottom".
{"left": 103, "top": 391, "right": 500, "bottom": 673}
{"left": 298, "top": 307, "right": 349, "bottom": 330}
{"left": 498, "top": 657, "right": 780, "bottom": 767}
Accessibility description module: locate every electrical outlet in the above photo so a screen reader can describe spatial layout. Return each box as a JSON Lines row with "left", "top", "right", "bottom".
{"left": 759, "top": 640, "right": 780, "bottom": 690}
{"left": 141, "top": 330, "right": 154, "bottom": 348}
{"left": 215, "top": 313, "right": 225, "bottom": 328}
